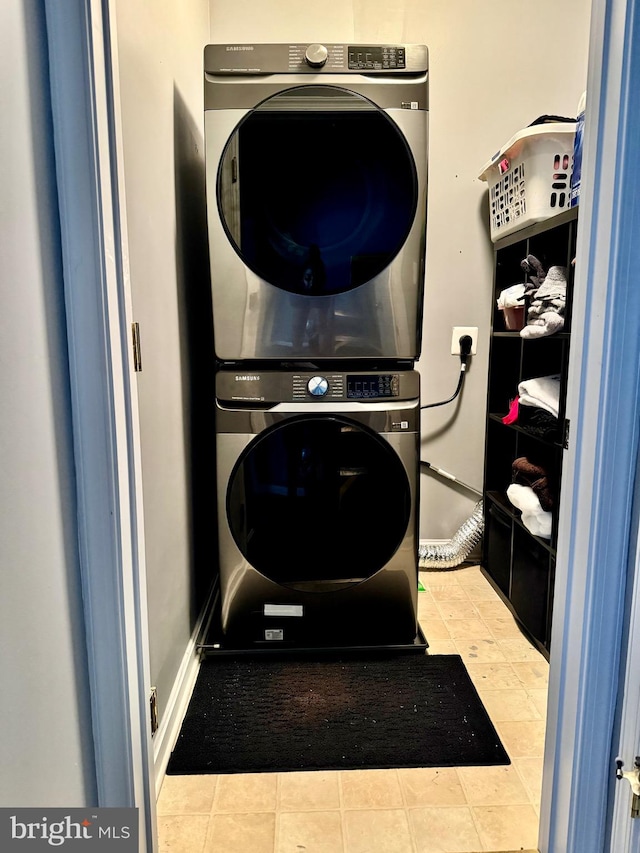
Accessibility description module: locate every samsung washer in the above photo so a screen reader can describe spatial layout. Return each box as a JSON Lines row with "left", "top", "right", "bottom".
{"left": 204, "top": 43, "right": 428, "bottom": 362}
{"left": 215, "top": 368, "right": 420, "bottom": 648}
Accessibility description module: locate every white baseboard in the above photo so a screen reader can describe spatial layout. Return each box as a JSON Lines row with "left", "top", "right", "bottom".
{"left": 152, "top": 585, "right": 216, "bottom": 798}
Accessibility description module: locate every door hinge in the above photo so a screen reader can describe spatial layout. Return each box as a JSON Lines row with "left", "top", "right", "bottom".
{"left": 563, "top": 418, "right": 570, "bottom": 449}
{"left": 150, "top": 686, "right": 159, "bottom": 735}
{"left": 131, "top": 322, "right": 142, "bottom": 372}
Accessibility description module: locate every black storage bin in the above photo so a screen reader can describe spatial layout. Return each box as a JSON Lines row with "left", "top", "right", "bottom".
{"left": 510, "top": 524, "right": 551, "bottom": 644}
{"left": 485, "top": 501, "right": 512, "bottom": 597}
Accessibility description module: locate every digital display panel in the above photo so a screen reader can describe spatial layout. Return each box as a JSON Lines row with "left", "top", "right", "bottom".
{"left": 348, "top": 46, "right": 406, "bottom": 70}
{"left": 347, "top": 374, "right": 399, "bottom": 399}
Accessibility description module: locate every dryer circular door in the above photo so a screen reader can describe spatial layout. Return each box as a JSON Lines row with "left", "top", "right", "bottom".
{"left": 217, "top": 85, "right": 418, "bottom": 297}
{"left": 226, "top": 415, "right": 412, "bottom": 591}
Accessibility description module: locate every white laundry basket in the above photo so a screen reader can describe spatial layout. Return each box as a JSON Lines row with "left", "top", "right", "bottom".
{"left": 479, "top": 122, "right": 576, "bottom": 242}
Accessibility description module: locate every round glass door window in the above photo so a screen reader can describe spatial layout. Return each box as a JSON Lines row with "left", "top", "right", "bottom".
{"left": 226, "top": 416, "right": 411, "bottom": 591}
{"left": 217, "top": 86, "right": 418, "bottom": 296}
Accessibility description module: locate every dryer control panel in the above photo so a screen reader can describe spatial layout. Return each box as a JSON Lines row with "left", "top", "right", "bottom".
{"left": 204, "top": 43, "right": 428, "bottom": 75}
{"left": 216, "top": 370, "right": 419, "bottom": 404}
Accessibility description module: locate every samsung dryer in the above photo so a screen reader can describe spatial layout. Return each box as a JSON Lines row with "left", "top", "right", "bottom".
{"left": 215, "top": 368, "right": 420, "bottom": 648}
{"left": 204, "top": 43, "right": 428, "bottom": 362}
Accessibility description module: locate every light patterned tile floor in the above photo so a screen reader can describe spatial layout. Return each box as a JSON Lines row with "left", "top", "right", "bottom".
{"left": 157, "top": 566, "right": 546, "bottom": 853}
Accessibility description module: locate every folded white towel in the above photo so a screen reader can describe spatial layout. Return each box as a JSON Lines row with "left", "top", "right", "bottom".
{"left": 497, "top": 284, "right": 526, "bottom": 309}
{"left": 517, "top": 374, "right": 561, "bottom": 419}
{"left": 506, "top": 483, "right": 552, "bottom": 539}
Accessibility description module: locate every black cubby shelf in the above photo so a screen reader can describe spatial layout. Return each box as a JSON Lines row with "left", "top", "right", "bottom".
{"left": 487, "top": 413, "right": 564, "bottom": 449}
{"left": 482, "top": 207, "right": 578, "bottom": 661}
{"left": 493, "top": 331, "right": 570, "bottom": 339}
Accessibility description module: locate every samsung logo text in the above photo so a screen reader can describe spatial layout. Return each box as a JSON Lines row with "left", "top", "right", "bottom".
{"left": 235, "top": 374, "right": 260, "bottom": 381}
{"left": 226, "top": 46, "right": 254, "bottom": 51}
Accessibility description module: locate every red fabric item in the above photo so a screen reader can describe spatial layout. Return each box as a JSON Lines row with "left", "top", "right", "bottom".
{"left": 502, "top": 397, "right": 520, "bottom": 425}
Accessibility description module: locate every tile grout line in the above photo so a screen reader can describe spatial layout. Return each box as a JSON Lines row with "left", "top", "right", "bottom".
{"left": 337, "top": 773, "right": 349, "bottom": 853}
{"left": 197, "top": 813, "right": 208, "bottom": 853}
{"left": 394, "top": 768, "right": 420, "bottom": 853}
{"left": 273, "top": 773, "right": 281, "bottom": 853}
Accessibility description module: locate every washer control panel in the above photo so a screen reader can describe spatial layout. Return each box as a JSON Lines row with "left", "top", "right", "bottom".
{"left": 294, "top": 373, "right": 400, "bottom": 400}
{"left": 293, "top": 374, "right": 344, "bottom": 400}
{"left": 216, "top": 370, "right": 419, "bottom": 404}
{"left": 346, "top": 374, "right": 400, "bottom": 399}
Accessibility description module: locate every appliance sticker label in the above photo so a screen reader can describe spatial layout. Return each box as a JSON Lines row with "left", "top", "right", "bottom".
{"left": 264, "top": 604, "right": 303, "bottom": 617}
{"left": 265, "top": 629, "right": 284, "bottom": 641}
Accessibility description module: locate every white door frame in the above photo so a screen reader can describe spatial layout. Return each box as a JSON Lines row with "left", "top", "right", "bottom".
{"left": 44, "top": 0, "right": 639, "bottom": 850}
{"left": 44, "top": 0, "right": 156, "bottom": 849}
{"left": 587, "top": 0, "right": 640, "bottom": 846}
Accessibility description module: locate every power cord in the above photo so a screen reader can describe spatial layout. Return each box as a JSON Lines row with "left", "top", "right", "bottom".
{"left": 420, "top": 334, "right": 473, "bottom": 410}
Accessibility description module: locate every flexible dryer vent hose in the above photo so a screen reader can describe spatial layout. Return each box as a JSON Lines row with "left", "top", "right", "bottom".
{"left": 418, "top": 501, "right": 484, "bottom": 569}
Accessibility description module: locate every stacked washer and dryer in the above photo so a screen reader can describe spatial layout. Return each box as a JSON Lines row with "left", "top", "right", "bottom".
{"left": 204, "top": 42, "right": 429, "bottom": 650}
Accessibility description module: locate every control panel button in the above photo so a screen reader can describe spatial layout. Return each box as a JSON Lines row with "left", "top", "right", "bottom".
{"left": 305, "top": 43, "right": 329, "bottom": 68}
{"left": 307, "top": 376, "right": 329, "bottom": 397}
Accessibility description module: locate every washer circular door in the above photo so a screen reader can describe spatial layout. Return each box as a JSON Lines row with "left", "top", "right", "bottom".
{"left": 217, "top": 85, "right": 418, "bottom": 296}
{"left": 226, "top": 416, "right": 412, "bottom": 591}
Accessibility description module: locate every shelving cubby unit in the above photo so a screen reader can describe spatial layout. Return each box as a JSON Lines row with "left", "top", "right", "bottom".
{"left": 481, "top": 207, "right": 578, "bottom": 659}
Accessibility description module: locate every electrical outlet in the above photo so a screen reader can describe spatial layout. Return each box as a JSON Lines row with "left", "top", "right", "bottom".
{"left": 451, "top": 326, "right": 478, "bottom": 356}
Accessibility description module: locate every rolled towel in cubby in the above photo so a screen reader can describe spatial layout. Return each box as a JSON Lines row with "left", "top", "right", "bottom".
{"left": 506, "top": 483, "right": 552, "bottom": 539}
